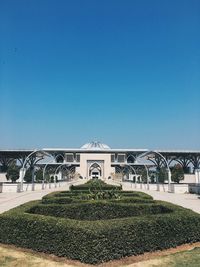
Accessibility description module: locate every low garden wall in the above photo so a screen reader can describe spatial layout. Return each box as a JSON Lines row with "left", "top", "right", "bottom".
{"left": 121, "top": 181, "right": 189, "bottom": 193}
{"left": 0, "top": 181, "right": 77, "bottom": 193}
{"left": 0, "top": 173, "right": 7, "bottom": 182}
{"left": 189, "top": 183, "right": 200, "bottom": 194}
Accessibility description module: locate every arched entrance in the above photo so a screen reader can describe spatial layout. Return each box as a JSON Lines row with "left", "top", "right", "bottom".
{"left": 89, "top": 163, "right": 102, "bottom": 179}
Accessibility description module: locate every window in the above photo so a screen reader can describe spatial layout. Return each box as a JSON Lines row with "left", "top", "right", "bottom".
{"left": 111, "top": 154, "right": 115, "bottom": 162}
{"left": 118, "top": 154, "right": 125, "bottom": 163}
{"left": 65, "top": 153, "right": 74, "bottom": 162}
{"left": 127, "top": 155, "right": 135, "bottom": 163}
{"left": 55, "top": 154, "right": 64, "bottom": 163}
{"left": 76, "top": 154, "right": 80, "bottom": 162}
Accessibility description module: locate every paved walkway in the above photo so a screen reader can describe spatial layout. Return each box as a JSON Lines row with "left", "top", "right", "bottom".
{"left": 1, "top": 180, "right": 200, "bottom": 215}
{"left": 0, "top": 181, "right": 83, "bottom": 214}
{"left": 122, "top": 182, "right": 200, "bottom": 214}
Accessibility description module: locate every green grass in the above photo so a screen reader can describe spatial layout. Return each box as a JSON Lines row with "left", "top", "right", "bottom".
{"left": 0, "top": 245, "right": 71, "bottom": 267}
{"left": 159, "top": 247, "right": 200, "bottom": 267}
{"left": 1, "top": 245, "right": 200, "bottom": 266}
{"left": 0, "top": 255, "right": 15, "bottom": 267}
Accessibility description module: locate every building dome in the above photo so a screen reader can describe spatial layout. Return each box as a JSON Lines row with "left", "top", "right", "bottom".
{"left": 81, "top": 141, "right": 111, "bottom": 150}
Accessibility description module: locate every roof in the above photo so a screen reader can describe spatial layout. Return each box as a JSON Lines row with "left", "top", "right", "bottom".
{"left": 0, "top": 147, "right": 200, "bottom": 155}
{"left": 81, "top": 141, "right": 111, "bottom": 150}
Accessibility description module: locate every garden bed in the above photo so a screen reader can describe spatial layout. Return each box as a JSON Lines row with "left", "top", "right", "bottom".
{"left": 0, "top": 180, "right": 200, "bottom": 264}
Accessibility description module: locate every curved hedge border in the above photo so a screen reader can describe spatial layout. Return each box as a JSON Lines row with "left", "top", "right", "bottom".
{"left": 1, "top": 200, "right": 200, "bottom": 264}
{"left": 70, "top": 179, "right": 122, "bottom": 191}
{"left": 28, "top": 202, "right": 172, "bottom": 220}
{"left": 42, "top": 195, "right": 154, "bottom": 205}
{"left": 1, "top": 180, "right": 200, "bottom": 264}
{"left": 41, "top": 188, "right": 154, "bottom": 205}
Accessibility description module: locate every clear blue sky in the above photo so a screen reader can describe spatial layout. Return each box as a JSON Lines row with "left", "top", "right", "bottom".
{"left": 0, "top": 0, "right": 200, "bottom": 149}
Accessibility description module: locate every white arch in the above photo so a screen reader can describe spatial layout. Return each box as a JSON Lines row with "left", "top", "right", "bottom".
{"left": 19, "top": 149, "right": 52, "bottom": 192}
{"left": 55, "top": 154, "right": 65, "bottom": 163}
{"left": 127, "top": 154, "right": 136, "bottom": 163}
{"left": 137, "top": 150, "right": 172, "bottom": 192}
{"left": 89, "top": 162, "right": 102, "bottom": 178}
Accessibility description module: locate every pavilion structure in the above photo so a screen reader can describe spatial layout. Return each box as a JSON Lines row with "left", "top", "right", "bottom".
{"left": 0, "top": 141, "right": 200, "bottom": 184}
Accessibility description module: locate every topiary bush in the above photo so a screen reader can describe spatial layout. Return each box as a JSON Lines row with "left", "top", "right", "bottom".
{"left": 1, "top": 180, "right": 200, "bottom": 264}
{"left": 70, "top": 179, "right": 122, "bottom": 192}
{"left": 28, "top": 202, "right": 172, "bottom": 220}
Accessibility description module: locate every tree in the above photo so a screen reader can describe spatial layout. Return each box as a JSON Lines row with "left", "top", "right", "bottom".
{"left": 6, "top": 164, "right": 20, "bottom": 183}
{"left": 150, "top": 174, "right": 156, "bottom": 183}
{"left": 138, "top": 168, "right": 147, "bottom": 183}
{"left": 171, "top": 164, "right": 184, "bottom": 183}
{"left": 148, "top": 170, "right": 157, "bottom": 183}
{"left": 0, "top": 164, "right": 8, "bottom": 173}
{"left": 35, "top": 169, "right": 43, "bottom": 182}
{"left": 24, "top": 169, "right": 32, "bottom": 183}
{"left": 157, "top": 167, "right": 168, "bottom": 183}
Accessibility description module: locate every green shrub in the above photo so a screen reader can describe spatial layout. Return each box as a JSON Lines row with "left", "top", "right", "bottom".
{"left": 1, "top": 201, "right": 200, "bottom": 264}
{"left": 42, "top": 197, "right": 74, "bottom": 204}
{"left": 53, "top": 189, "right": 151, "bottom": 199}
{"left": 70, "top": 179, "right": 122, "bottom": 192}
{"left": 76, "top": 190, "right": 121, "bottom": 200}
{"left": 111, "top": 197, "right": 154, "bottom": 204}
{"left": 1, "top": 181, "right": 200, "bottom": 264}
{"left": 28, "top": 202, "right": 172, "bottom": 220}
{"left": 42, "top": 189, "right": 153, "bottom": 204}
{"left": 42, "top": 195, "right": 153, "bottom": 205}
{"left": 120, "top": 191, "right": 153, "bottom": 199}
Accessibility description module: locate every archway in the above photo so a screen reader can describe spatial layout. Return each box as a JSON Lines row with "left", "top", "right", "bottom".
{"left": 127, "top": 154, "right": 135, "bottom": 164}
{"left": 89, "top": 163, "right": 102, "bottom": 179}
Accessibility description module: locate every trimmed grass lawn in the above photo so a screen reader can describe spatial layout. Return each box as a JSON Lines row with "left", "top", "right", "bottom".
{"left": 0, "top": 245, "right": 200, "bottom": 267}
{"left": 148, "top": 247, "right": 200, "bottom": 267}
{"left": 131, "top": 247, "right": 200, "bottom": 267}
{"left": 0, "top": 245, "right": 75, "bottom": 267}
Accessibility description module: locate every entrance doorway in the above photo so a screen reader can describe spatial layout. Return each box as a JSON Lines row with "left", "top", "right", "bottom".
{"left": 89, "top": 163, "right": 102, "bottom": 179}
{"left": 91, "top": 171, "right": 100, "bottom": 179}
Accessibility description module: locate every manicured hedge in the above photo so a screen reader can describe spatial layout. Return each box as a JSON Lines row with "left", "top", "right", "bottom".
{"left": 111, "top": 197, "right": 155, "bottom": 204}
{"left": 1, "top": 180, "right": 200, "bottom": 264}
{"left": 1, "top": 201, "right": 200, "bottom": 264}
{"left": 28, "top": 202, "right": 172, "bottom": 220}
{"left": 42, "top": 195, "right": 154, "bottom": 205}
{"left": 70, "top": 184, "right": 121, "bottom": 191}
{"left": 42, "top": 190, "right": 153, "bottom": 204}
{"left": 119, "top": 191, "right": 153, "bottom": 199}
{"left": 42, "top": 196, "right": 74, "bottom": 204}
{"left": 70, "top": 179, "right": 122, "bottom": 191}
{"left": 41, "top": 191, "right": 92, "bottom": 201}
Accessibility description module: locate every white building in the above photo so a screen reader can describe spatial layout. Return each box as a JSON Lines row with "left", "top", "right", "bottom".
{"left": 44, "top": 141, "right": 148, "bottom": 180}
{"left": 1, "top": 142, "right": 200, "bottom": 183}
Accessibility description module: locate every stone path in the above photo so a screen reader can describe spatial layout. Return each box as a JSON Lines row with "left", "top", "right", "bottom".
{"left": 1, "top": 180, "right": 200, "bottom": 215}
{"left": 0, "top": 180, "right": 83, "bottom": 214}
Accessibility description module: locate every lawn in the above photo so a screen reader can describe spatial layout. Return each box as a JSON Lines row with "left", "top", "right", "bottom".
{"left": 160, "top": 247, "right": 200, "bottom": 267}
{"left": 0, "top": 244, "right": 200, "bottom": 267}
{"left": 0, "top": 245, "right": 76, "bottom": 267}
{"left": 129, "top": 247, "right": 200, "bottom": 267}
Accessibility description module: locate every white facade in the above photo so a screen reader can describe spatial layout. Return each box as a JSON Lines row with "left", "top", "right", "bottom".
{"left": 195, "top": 169, "right": 200, "bottom": 183}
{"left": 41, "top": 142, "right": 200, "bottom": 181}
{"left": 73, "top": 142, "right": 115, "bottom": 179}
{"left": 76, "top": 153, "right": 115, "bottom": 179}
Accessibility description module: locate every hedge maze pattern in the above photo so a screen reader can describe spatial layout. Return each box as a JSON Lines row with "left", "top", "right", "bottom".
{"left": 1, "top": 180, "right": 200, "bottom": 264}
